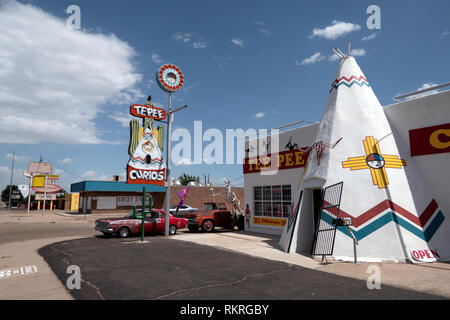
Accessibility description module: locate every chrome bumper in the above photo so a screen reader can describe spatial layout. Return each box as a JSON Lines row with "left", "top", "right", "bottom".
{"left": 95, "top": 226, "right": 113, "bottom": 233}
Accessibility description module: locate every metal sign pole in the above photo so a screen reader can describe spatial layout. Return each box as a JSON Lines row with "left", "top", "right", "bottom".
{"left": 164, "top": 92, "right": 172, "bottom": 236}
{"left": 27, "top": 174, "right": 32, "bottom": 217}
{"left": 43, "top": 176, "right": 47, "bottom": 216}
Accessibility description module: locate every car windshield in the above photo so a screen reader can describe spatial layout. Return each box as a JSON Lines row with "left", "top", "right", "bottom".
{"left": 170, "top": 205, "right": 178, "bottom": 209}
{"left": 203, "top": 203, "right": 217, "bottom": 210}
{"left": 124, "top": 211, "right": 140, "bottom": 219}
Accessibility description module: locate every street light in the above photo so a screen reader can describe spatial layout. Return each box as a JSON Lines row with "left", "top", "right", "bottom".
{"left": 164, "top": 103, "right": 188, "bottom": 236}
{"left": 0, "top": 145, "right": 15, "bottom": 210}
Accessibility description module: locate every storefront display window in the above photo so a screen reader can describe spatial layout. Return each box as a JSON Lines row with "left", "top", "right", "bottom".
{"left": 254, "top": 185, "right": 291, "bottom": 218}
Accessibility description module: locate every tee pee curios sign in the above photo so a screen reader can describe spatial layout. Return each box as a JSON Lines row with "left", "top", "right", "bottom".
{"left": 127, "top": 100, "right": 166, "bottom": 186}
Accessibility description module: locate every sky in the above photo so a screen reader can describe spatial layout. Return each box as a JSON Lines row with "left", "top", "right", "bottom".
{"left": 0, "top": 0, "right": 449, "bottom": 193}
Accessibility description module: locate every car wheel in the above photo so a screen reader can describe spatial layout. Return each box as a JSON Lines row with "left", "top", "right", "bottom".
{"left": 202, "top": 220, "right": 215, "bottom": 232}
{"left": 169, "top": 225, "right": 177, "bottom": 235}
{"left": 118, "top": 227, "right": 130, "bottom": 238}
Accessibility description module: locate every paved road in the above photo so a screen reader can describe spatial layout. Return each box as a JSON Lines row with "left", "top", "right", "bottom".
{"left": 0, "top": 222, "right": 96, "bottom": 245}
{"left": 39, "top": 236, "right": 444, "bottom": 300}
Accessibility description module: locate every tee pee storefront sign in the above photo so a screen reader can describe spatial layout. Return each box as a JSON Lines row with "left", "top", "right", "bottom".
{"left": 126, "top": 98, "right": 167, "bottom": 186}
{"left": 126, "top": 64, "right": 185, "bottom": 190}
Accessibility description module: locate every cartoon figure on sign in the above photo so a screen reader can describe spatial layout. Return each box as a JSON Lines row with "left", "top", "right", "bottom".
{"left": 127, "top": 127, "right": 166, "bottom": 185}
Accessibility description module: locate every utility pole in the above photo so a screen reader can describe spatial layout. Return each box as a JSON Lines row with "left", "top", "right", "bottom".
{"left": 0, "top": 146, "right": 16, "bottom": 210}
{"left": 163, "top": 98, "right": 188, "bottom": 236}
{"left": 164, "top": 92, "right": 173, "bottom": 237}
{"left": 8, "top": 151, "right": 15, "bottom": 209}
{"left": 155, "top": 63, "right": 187, "bottom": 236}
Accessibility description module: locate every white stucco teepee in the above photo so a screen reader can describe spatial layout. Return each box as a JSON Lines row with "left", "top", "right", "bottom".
{"left": 280, "top": 55, "right": 449, "bottom": 262}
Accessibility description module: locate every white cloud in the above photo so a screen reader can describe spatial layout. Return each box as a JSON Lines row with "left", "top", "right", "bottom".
{"left": 0, "top": 1, "right": 142, "bottom": 144}
{"left": 81, "top": 170, "right": 110, "bottom": 181}
{"left": 58, "top": 158, "right": 73, "bottom": 165}
{"left": 231, "top": 37, "right": 246, "bottom": 48}
{"left": 362, "top": 33, "right": 377, "bottom": 41}
{"left": 172, "top": 32, "right": 207, "bottom": 49}
{"left": 310, "top": 20, "right": 361, "bottom": 40}
{"left": 108, "top": 111, "right": 133, "bottom": 127}
{"left": 192, "top": 40, "right": 207, "bottom": 49}
{"left": 0, "top": 165, "right": 27, "bottom": 191}
{"left": 351, "top": 48, "right": 366, "bottom": 57}
{"left": 174, "top": 158, "right": 195, "bottom": 166}
{"left": 328, "top": 48, "right": 366, "bottom": 62}
{"left": 297, "top": 52, "right": 325, "bottom": 65}
{"left": 328, "top": 54, "right": 340, "bottom": 62}
{"left": 172, "top": 32, "right": 192, "bottom": 43}
{"left": 54, "top": 168, "right": 65, "bottom": 175}
{"left": 440, "top": 30, "right": 450, "bottom": 37}
{"left": 152, "top": 53, "right": 163, "bottom": 64}
{"left": 255, "top": 112, "right": 265, "bottom": 118}
{"left": 406, "top": 83, "right": 439, "bottom": 100}
{"left": 3, "top": 153, "right": 31, "bottom": 162}
{"left": 257, "top": 28, "right": 272, "bottom": 36}
{"left": 108, "top": 87, "right": 145, "bottom": 106}
{"left": 211, "top": 55, "right": 231, "bottom": 69}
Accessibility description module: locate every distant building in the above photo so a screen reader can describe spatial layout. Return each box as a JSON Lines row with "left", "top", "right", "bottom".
{"left": 70, "top": 180, "right": 243, "bottom": 214}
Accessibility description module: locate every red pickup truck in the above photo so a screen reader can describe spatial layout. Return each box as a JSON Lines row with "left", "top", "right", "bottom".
{"left": 184, "top": 202, "right": 244, "bottom": 232}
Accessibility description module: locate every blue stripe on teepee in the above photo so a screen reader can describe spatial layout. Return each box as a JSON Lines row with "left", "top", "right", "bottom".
{"left": 321, "top": 210, "right": 445, "bottom": 242}
{"left": 424, "top": 211, "right": 445, "bottom": 241}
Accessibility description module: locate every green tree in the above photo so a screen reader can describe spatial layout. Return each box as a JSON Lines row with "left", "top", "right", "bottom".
{"left": 178, "top": 173, "right": 200, "bottom": 186}
{"left": 1, "top": 185, "right": 21, "bottom": 204}
{"left": 57, "top": 188, "right": 67, "bottom": 199}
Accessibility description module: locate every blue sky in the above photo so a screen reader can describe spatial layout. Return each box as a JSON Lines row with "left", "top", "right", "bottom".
{"left": 0, "top": 0, "right": 449, "bottom": 192}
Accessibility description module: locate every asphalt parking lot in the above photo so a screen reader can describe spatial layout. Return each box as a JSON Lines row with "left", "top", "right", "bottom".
{"left": 38, "top": 235, "right": 444, "bottom": 300}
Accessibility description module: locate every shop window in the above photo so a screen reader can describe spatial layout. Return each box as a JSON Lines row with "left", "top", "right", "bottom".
{"left": 254, "top": 185, "right": 292, "bottom": 218}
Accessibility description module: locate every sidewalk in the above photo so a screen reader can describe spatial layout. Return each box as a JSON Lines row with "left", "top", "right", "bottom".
{"left": 0, "top": 236, "right": 90, "bottom": 300}
{"left": 173, "top": 230, "right": 450, "bottom": 298}
{"left": 0, "top": 209, "right": 125, "bottom": 224}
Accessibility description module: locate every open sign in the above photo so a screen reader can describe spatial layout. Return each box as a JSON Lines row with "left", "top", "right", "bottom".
{"left": 410, "top": 249, "right": 440, "bottom": 263}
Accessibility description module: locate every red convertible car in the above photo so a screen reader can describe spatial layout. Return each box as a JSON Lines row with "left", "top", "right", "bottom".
{"left": 95, "top": 209, "right": 188, "bottom": 238}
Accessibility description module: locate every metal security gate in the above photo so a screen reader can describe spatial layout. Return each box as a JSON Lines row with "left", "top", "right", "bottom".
{"left": 311, "top": 182, "right": 344, "bottom": 256}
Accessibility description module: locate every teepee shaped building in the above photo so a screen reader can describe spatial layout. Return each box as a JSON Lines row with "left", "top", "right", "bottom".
{"left": 280, "top": 55, "right": 449, "bottom": 262}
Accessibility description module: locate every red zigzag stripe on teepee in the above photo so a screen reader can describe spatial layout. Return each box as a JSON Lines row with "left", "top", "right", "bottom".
{"left": 324, "top": 199, "right": 438, "bottom": 229}
{"left": 331, "top": 75, "right": 369, "bottom": 87}
{"left": 131, "top": 156, "right": 164, "bottom": 162}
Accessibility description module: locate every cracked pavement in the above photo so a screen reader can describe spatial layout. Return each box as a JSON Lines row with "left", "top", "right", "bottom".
{"left": 38, "top": 236, "right": 444, "bottom": 300}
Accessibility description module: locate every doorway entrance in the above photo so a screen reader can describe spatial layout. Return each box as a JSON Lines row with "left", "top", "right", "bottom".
{"left": 311, "top": 182, "right": 344, "bottom": 256}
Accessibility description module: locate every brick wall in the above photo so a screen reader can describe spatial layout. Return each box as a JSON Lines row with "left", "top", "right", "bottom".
{"left": 167, "top": 186, "right": 244, "bottom": 211}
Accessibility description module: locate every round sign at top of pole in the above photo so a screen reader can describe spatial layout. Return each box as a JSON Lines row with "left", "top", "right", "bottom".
{"left": 156, "top": 64, "right": 184, "bottom": 92}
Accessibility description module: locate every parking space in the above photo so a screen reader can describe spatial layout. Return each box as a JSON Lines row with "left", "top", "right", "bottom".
{"left": 38, "top": 236, "right": 444, "bottom": 300}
